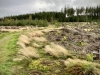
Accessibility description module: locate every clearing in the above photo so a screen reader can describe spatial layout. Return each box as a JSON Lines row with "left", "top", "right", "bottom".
{"left": 0, "top": 22, "right": 100, "bottom": 75}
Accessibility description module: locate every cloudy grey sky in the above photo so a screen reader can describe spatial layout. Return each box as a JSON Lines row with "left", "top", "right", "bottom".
{"left": 0, "top": 0, "right": 100, "bottom": 18}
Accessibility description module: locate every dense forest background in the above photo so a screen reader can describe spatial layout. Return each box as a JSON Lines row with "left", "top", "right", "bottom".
{"left": 0, "top": 5, "right": 100, "bottom": 26}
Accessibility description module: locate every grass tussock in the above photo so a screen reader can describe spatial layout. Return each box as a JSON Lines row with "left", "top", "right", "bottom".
{"left": 19, "top": 46, "right": 39, "bottom": 58}
{"left": 32, "top": 43, "right": 41, "bottom": 48}
{"left": 29, "top": 31, "right": 44, "bottom": 37}
{"left": 45, "top": 45, "right": 59, "bottom": 57}
{"left": 50, "top": 43, "right": 68, "bottom": 55}
{"left": 17, "top": 41, "right": 25, "bottom": 48}
{"left": 44, "top": 43, "right": 68, "bottom": 58}
{"left": 34, "top": 31, "right": 44, "bottom": 36}
{"left": 18, "top": 35, "right": 30, "bottom": 45}
{"left": 64, "top": 58, "right": 100, "bottom": 75}
{"left": 33, "top": 37, "right": 47, "bottom": 42}
{"left": 26, "top": 31, "right": 44, "bottom": 40}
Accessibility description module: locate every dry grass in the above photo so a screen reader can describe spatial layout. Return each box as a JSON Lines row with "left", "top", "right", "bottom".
{"left": 32, "top": 43, "right": 41, "bottom": 48}
{"left": 64, "top": 58, "right": 100, "bottom": 67}
{"left": 50, "top": 43, "right": 68, "bottom": 55}
{"left": 18, "top": 35, "right": 30, "bottom": 45}
{"left": 33, "top": 37, "right": 47, "bottom": 42}
{"left": 25, "top": 31, "right": 44, "bottom": 40}
{"left": 19, "top": 46, "right": 39, "bottom": 58}
{"left": 32, "top": 31, "right": 44, "bottom": 37}
{"left": 64, "top": 58, "right": 93, "bottom": 67}
{"left": 0, "top": 29, "right": 22, "bottom": 32}
{"left": 16, "top": 30, "right": 45, "bottom": 60}
{"left": 26, "top": 32, "right": 33, "bottom": 38}
{"left": 42, "top": 29, "right": 53, "bottom": 33}
{"left": 17, "top": 41, "right": 25, "bottom": 48}
{"left": 13, "top": 55, "right": 26, "bottom": 61}
{"left": 45, "top": 45, "right": 59, "bottom": 57}
{"left": 44, "top": 43, "right": 68, "bottom": 57}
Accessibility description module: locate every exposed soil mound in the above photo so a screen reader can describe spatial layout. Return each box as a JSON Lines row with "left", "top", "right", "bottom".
{"left": 45, "top": 28, "right": 100, "bottom": 55}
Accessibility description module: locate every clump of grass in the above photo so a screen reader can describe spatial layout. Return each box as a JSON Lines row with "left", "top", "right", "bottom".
{"left": 51, "top": 43, "right": 68, "bottom": 55}
{"left": 19, "top": 46, "right": 39, "bottom": 58}
{"left": 45, "top": 45, "right": 58, "bottom": 57}
{"left": 44, "top": 42, "right": 68, "bottom": 58}
{"left": 17, "top": 41, "right": 25, "bottom": 48}
{"left": 33, "top": 37, "right": 47, "bottom": 42}
{"left": 86, "top": 54, "right": 94, "bottom": 61}
{"left": 32, "top": 43, "right": 41, "bottom": 48}
{"left": 26, "top": 31, "right": 44, "bottom": 37}
{"left": 64, "top": 58, "right": 100, "bottom": 75}
{"left": 18, "top": 35, "right": 31, "bottom": 45}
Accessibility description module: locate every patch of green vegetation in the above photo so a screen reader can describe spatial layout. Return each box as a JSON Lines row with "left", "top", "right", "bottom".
{"left": 86, "top": 54, "right": 94, "bottom": 61}
{"left": 0, "top": 32, "right": 20, "bottom": 75}
{"left": 29, "top": 60, "right": 50, "bottom": 72}
{"left": 15, "top": 54, "right": 68, "bottom": 75}
{"left": 27, "top": 59, "right": 67, "bottom": 75}
{"left": 53, "top": 21, "right": 61, "bottom": 27}
{"left": 61, "top": 36, "right": 67, "bottom": 41}
{"left": 76, "top": 41, "right": 85, "bottom": 46}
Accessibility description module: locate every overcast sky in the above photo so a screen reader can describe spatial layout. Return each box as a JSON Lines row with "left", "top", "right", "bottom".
{"left": 0, "top": 0, "right": 100, "bottom": 18}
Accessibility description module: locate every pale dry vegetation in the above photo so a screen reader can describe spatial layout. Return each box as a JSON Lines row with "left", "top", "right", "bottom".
{"left": 18, "top": 35, "right": 31, "bottom": 45}
{"left": 17, "top": 41, "right": 25, "bottom": 48}
{"left": 16, "top": 29, "right": 47, "bottom": 60}
{"left": 19, "top": 47, "right": 39, "bottom": 58}
{"left": 64, "top": 58, "right": 93, "bottom": 67}
{"left": 33, "top": 37, "right": 47, "bottom": 42}
{"left": 32, "top": 43, "right": 41, "bottom": 48}
{"left": 45, "top": 45, "right": 59, "bottom": 57}
{"left": 26, "top": 31, "right": 44, "bottom": 37}
{"left": 50, "top": 43, "right": 68, "bottom": 55}
{"left": 44, "top": 42, "right": 68, "bottom": 57}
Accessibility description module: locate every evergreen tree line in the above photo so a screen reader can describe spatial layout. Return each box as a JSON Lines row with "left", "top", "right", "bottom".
{"left": 0, "top": 5, "right": 100, "bottom": 26}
